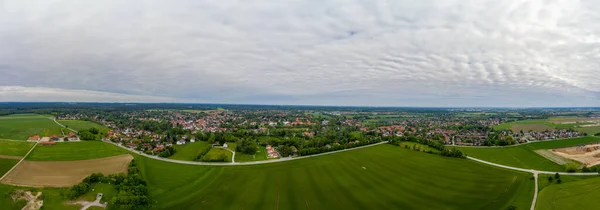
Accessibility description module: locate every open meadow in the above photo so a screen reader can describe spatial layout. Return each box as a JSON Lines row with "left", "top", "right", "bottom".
{"left": 169, "top": 141, "right": 211, "bottom": 161}
{"left": 0, "top": 140, "right": 35, "bottom": 157}
{"left": 455, "top": 137, "right": 600, "bottom": 171}
{"left": 0, "top": 115, "right": 62, "bottom": 140}
{"left": 137, "top": 144, "right": 534, "bottom": 210}
{"left": 536, "top": 177, "right": 600, "bottom": 210}
{"left": 26, "top": 141, "right": 126, "bottom": 161}
{"left": 56, "top": 120, "right": 109, "bottom": 132}
{"left": 0, "top": 158, "right": 19, "bottom": 177}
{"left": 494, "top": 117, "right": 600, "bottom": 133}
{"left": 235, "top": 146, "right": 268, "bottom": 162}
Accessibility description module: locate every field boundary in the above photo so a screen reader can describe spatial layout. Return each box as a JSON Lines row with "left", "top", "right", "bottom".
{"left": 533, "top": 150, "right": 573, "bottom": 165}
{"left": 452, "top": 136, "right": 600, "bottom": 148}
{"left": 0, "top": 142, "right": 38, "bottom": 181}
{"left": 52, "top": 118, "right": 79, "bottom": 133}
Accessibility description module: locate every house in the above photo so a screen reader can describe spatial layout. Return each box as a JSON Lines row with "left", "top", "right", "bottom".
{"left": 28, "top": 135, "right": 40, "bottom": 142}
{"left": 50, "top": 135, "right": 60, "bottom": 141}
{"left": 176, "top": 140, "right": 186, "bottom": 145}
{"left": 190, "top": 138, "right": 196, "bottom": 143}
{"left": 68, "top": 132, "right": 78, "bottom": 141}
{"left": 223, "top": 143, "right": 228, "bottom": 148}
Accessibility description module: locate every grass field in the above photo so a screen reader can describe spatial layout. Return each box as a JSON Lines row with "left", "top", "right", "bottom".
{"left": 169, "top": 141, "right": 211, "bottom": 161}
{"left": 399, "top": 142, "right": 441, "bottom": 153}
{"left": 455, "top": 137, "right": 600, "bottom": 171}
{"left": 26, "top": 141, "right": 126, "bottom": 161}
{"left": 0, "top": 184, "right": 79, "bottom": 210}
{"left": 0, "top": 140, "right": 34, "bottom": 156}
{"left": 494, "top": 118, "right": 598, "bottom": 132}
{"left": 79, "top": 183, "right": 117, "bottom": 203}
{"left": 0, "top": 115, "right": 62, "bottom": 140}
{"left": 234, "top": 146, "right": 268, "bottom": 162}
{"left": 536, "top": 177, "right": 600, "bottom": 210}
{"left": 0, "top": 158, "right": 19, "bottom": 177}
{"left": 201, "top": 148, "right": 233, "bottom": 162}
{"left": 577, "top": 126, "right": 600, "bottom": 135}
{"left": 136, "top": 144, "right": 534, "bottom": 210}
{"left": 56, "top": 120, "right": 109, "bottom": 132}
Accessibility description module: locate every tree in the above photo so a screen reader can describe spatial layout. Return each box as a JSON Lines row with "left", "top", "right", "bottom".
{"left": 547, "top": 176, "right": 553, "bottom": 183}
{"left": 554, "top": 172, "right": 560, "bottom": 179}
{"left": 79, "top": 131, "right": 95, "bottom": 140}
{"left": 556, "top": 179, "right": 562, "bottom": 184}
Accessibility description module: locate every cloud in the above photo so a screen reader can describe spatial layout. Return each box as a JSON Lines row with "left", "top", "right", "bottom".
{"left": 0, "top": 0, "right": 599, "bottom": 107}
{"left": 0, "top": 86, "right": 181, "bottom": 102}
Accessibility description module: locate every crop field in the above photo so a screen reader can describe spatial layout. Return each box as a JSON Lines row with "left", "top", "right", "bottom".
{"left": 455, "top": 137, "right": 600, "bottom": 171}
{"left": 136, "top": 144, "right": 533, "bottom": 210}
{"left": 0, "top": 115, "right": 62, "bottom": 140}
{"left": 26, "top": 141, "right": 126, "bottom": 161}
{"left": 56, "top": 120, "right": 109, "bottom": 132}
{"left": 0, "top": 140, "right": 34, "bottom": 156}
{"left": 235, "top": 146, "right": 268, "bottom": 162}
{"left": 1, "top": 154, "right": 133, "bottom": 187}
{"left": 536, "top": 177, "right": 600, "bottom": 210}
{"left": 577, "top": 126, "right": 600, "bottom": 135}
{"left": 169, "top": 141, "right": 211, "bottom": 161}
{"left": 0, "top": 158, "right": 19, "bottom": 177}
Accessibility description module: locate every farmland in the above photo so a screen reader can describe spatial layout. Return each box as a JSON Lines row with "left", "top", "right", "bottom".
{"left": 56, "top": 120, "right": 109, "bottom": 132}
{"left": 455, "top": 137, "right": 600, "bottom": 171}
{"left": 169, "top": 141, "right": 211, "bottom": 161}
{"left": 201, "top": 148, "right": 233, "bottom": 162}
{"left": 136, "top": 144, "right": 534, "bottom": 210}
{"left": 0, "top": 115, "right": 62, "bottom": 140}
{"left": 494, "top": 117, "right": 600, "bottom": 133}
{"left": 2, "top": 154, "right": 133, "bottom": 187}
{"left": 536, "top": 177, "right": 600, "bottom": 210}
{"left": 26, "top": 141, "right": 126, "bottom": 161}
{"left": 0, "top": 158, "right": 19, "bottom": 177}
{"left": 0, "top": 140, "right": 34, "bottom": 156}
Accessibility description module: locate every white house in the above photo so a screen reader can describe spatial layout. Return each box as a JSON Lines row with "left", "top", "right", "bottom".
{"left": 223, "top": 143, "right": 228, "bottom": 148}
{"left": 176, "top": 140, "right": 186, "bottom": 145}
{"left": 190, "top": 138, "right": 196, "bottom": 143}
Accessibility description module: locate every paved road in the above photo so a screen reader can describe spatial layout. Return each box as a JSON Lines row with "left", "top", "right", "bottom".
{"left": 107, "top": 141, "right": 388, "bottom": 166}
{"left": 531, "top": 172, "right": 538, "bottom": 210}
{"left": 52, "top": 118, "right": 78, "bottom": 133}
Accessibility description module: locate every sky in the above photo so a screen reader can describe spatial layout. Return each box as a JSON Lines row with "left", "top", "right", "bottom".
{"left": 0, "top": 0, "right": 599, "bottom": 107}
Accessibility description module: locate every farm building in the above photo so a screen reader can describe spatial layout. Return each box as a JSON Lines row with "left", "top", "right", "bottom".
{"left": 68, "top": 132, "right": 79, "bottom": 141}
{"left": 41, "top": 141, "right": 56, "bottom": 146}
{"left": 28, "top": 135, "right": 40, "bottom": 142}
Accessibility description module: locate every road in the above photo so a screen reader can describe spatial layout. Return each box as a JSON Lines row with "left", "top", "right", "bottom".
{"left": 106, "top": 140, "right": 388, "bottom": 166}
{"left": 52, "top": 118, "right": 78, "bottom": 133}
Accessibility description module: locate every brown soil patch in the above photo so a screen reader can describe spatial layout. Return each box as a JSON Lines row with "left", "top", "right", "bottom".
{"left": 551, "top": 144, "right": 600, "bottom": 166}
{"left": 1, "top": 154, "right": 133, "bottom": 187}
{"left": 0, "top": 155, "right": 22, "bottom": 160}
{"left": 511, "top": 124, "right": 552, "bottom": 132}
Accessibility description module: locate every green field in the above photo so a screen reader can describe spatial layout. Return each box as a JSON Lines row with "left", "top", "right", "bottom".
{"left": 494, "top": 118, "right": 597, "bottom": 132}
{"left": 136, "top": 144, "right": 534, "bottom": 209}
{"left": 399, "top": 142, "right": 441, "bottom": 153}
{"left": 79, "top": 183, "right": 117, "bottom": 204}
{"left": 201, "top": 148, "right": 233, "bottom": 162}
{"left": 234, "top": 146, "right": 268, "bottom": 162}
{"left": 169, "top": 141, "right": 211, "bottom": 161}
{"left": 0, "top": 140, "right": 34, "bottom": 156}
{"left": 577, "top": 126, "right": 600, "bottom": 135}
{"left": 56, "top": 120, "right": 109, "bottom": 133}
{"left": 0, "top": 115, "right": 62, "bottom": 140}
{"left": 0, "top": 158, "right": 19, "bottom": 177}
{"left": 455, "top": 137, "right": 600, "bottom": 171}
{"left": 26, "top": 141, "right": 126, "bottom": 161}
{"left": 536, "top": 177, "right": 600, "bottom": 210}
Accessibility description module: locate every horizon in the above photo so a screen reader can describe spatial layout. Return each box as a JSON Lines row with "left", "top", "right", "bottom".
{"left": 1, "top": 0, "right": 600, "bottom": 106}
{"left": 0, "top": 101, "right": 599, "bottom": 109}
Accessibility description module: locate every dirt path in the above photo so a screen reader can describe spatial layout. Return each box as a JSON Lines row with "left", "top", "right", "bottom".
{"left": 0, "top": 142, "right": 38, "bottom": 181}
{"left": 0, "top": 155, "right": 22, "bottom": 160}
{"left": 52, "top": 118, "right": 79, "bottom": 133}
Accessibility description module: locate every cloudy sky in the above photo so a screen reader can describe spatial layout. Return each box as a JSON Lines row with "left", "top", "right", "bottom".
{"left": 1, "top": 0, "right": 599, "bottom": 107}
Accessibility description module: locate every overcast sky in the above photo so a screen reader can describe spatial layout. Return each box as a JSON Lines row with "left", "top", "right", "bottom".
{"left": 0, "top": 0, "right": 599, "bottom": 107}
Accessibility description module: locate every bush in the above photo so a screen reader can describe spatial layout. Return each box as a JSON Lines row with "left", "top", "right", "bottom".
{"left": 557, "top": 179, "right": 562, "bottom": 184}
{"left": 565, "top": 163, "right": 578, "bottom": 173}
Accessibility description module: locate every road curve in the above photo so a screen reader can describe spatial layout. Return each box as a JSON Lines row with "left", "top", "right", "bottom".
{"left": 106, "top": 141, "right": 389, "bottom": 166}
{"left": 466, "top": 156, "right": 599, "bottom": 176}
